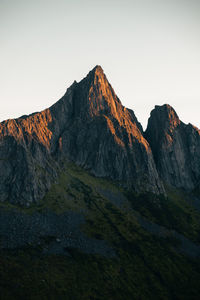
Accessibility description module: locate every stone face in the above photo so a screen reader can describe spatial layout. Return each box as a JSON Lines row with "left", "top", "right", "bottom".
{"left": 145, "top": 104, "right": 200, "bottom": 190}
{"left": 54, "top": 66, "right": 164, "bottom": 194}
{"left": 0, "top": 66, "right": 164, "bottom": 205}
{"left": 2, "top": 67, "right": 200, "bottom": 205}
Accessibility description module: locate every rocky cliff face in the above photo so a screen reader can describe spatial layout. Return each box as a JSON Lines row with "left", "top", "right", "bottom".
{"left": 0, "top": 110, "right": 60, "bottom": 205}
{"left": 145, "top": 104, "right": 200, "bottom": 190}
{"left": 0, "top": 66, "right": 164, "bottom": 205}
{"left": 51, "top": 66, "right": 163, "bottom": 194}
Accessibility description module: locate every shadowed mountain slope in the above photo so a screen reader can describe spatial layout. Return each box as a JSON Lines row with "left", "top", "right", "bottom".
{"left": 1, "top": 161, "right": 200, "bottom": 300}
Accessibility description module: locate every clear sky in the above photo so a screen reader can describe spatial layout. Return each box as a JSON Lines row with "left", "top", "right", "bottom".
{"left": 1, "top": 0, "right": 200, "bottom": 129}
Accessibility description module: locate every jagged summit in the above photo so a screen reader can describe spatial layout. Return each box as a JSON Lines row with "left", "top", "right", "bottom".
{"left": 0, "top": 66, "right": 164, "bottom": 205}
{"left": 79, "top": 65, "right": 106, "bottom": 85}
{"left": 145, "top": 104, "right": 200, "bottom": 190}
{"left": 148, "top": 104, "right": 180, "bottom": 132}
{"left": 90, "top": 64, "right": 104, "bottom": 74}
{"left": 3, "top": 65, "right": 200, "bottom": 205}
{"left": 73, "top": 64, "right": 122, "bottom": 118}
{"left": 145, "top": 104, "right": 181, "bottom": 164}
{"left": 60, "top": 65, "right": 139, "bottom": 129}
{"left": 1, "top": 65, "right": 200, "bottom": 206}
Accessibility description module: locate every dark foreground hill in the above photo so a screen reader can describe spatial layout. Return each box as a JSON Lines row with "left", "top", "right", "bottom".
{"left": 0, "top": 66, "right": 200, "bottom": 299}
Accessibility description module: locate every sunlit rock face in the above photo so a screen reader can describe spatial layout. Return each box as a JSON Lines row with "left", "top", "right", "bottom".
{"left": 51, "top": 66, "right": 164, "bottom": 194}
{"left": 145, "top": 104, "right": 200, "bottom": 190}
{"left": 0, "top": 109, "right": 59, "bottom": 205}
{"left": 0, "top": 66, "right": 164, "bottom": 205}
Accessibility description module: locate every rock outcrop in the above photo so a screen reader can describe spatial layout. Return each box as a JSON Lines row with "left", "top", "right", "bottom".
{"left": 0, "top": 66, "right": 164, "bottom": 205}
{"left": 0, "top": 110, "right": 59, "bottom": 205}
{"left": 145, "top": 104, "right": 200, "bottom": 190}
{"left": 51, "top": 66, "right": 164, "bottom": 194}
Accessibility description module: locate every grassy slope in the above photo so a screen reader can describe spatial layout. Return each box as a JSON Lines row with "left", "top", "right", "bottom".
{"left": 0, "top": 162, "right": 200, "bottom": 300}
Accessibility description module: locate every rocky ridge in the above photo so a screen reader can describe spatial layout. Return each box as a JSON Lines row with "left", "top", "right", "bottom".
{"left": 0, "top": 66, "right": 165, "bottom": 205}
{"left": 0, "top": 66, "right": 199, "bottom": 206}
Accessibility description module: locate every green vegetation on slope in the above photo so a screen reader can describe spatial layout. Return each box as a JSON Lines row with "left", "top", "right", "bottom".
{"left": 126, "top": 187, "right": 200, "bottom": 243}
{"left": 0, "top": 162, "right": 200, "bottom": 300}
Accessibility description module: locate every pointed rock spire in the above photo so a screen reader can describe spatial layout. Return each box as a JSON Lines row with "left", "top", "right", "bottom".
{"left": 145, "top": 104, "right": 200, "bottom": 190}
{"left": 51, "top": 66, "right": 165, "bottom": 195}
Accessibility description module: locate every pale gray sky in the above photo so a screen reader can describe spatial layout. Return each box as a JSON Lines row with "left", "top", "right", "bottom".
{"left": 1, "top": 0, "right": 200, "bottom": 129}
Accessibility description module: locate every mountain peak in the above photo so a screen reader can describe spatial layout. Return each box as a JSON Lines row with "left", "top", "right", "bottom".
{"left": 154, "top": 104, "right": 178, "bottom": 116}
{"left": 0, "top": 65, "right": 166, "bottom": 205}
{"left": 145, "top": 103, "right": 200, "bottom": 190}
{"left": 150, "top": 104, "right": 180, "bottom": 130}
{"left": 86, "top": 65, "right": 104, "bottom": 82}
{"left": 91, "top": 65, "right": 104, "bottom": 73}
{"left": 145, "top": 104, "right": 181, "bottom": 168}
{"left": 72, "top": 65, "right": 123, "bottom": 119}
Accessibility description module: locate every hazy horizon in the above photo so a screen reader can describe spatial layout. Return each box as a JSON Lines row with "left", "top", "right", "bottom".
{"left": 1, "top": 0, "right": 200, "bottom": 129}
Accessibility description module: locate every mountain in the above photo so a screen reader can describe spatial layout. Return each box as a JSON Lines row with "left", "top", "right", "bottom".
{"left": 1, "top": 66, "right": 200, "bottom": 300}
{"left": 0, "top": 65, "right": 164, "bottom": 206}
{"left": 145, "top": 104, "right": 200, "bottom": 190}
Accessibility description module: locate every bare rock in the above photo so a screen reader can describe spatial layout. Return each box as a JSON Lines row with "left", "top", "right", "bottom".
{"left": 0, "top": 66, "right": 165, "bottom": 205}
{"left": 145, "top": 104, "right": 200, "bottom": 190}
